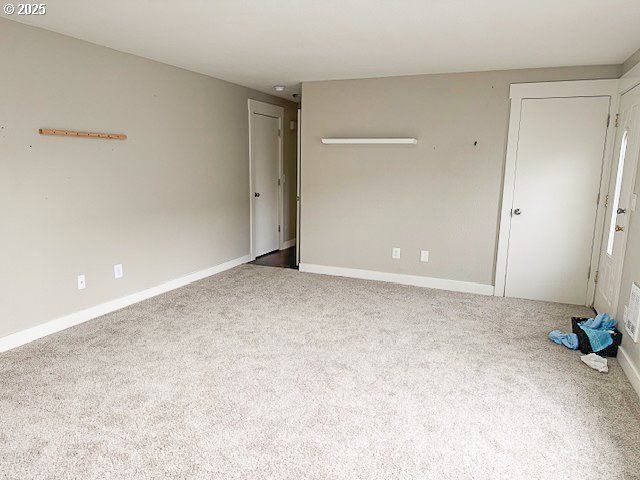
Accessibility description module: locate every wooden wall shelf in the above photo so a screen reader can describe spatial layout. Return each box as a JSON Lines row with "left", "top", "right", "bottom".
{"left": 321, "top": 138, "right": 417, "bottom": 145}
{"left": 39, "top": 129, "right": 127, "bottom": 140}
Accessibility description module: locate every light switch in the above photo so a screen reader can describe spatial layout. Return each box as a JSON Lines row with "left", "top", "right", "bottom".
{"left": 114, "top": 264, "right": 123, "bottom": 279}
{"left": 420, "top": 250, "right": 430, "bottom": 262}
{"left": 77, "top": 274, "right": 86, "bottom": 290}
{"left": 392, "top": 247, "right": 401, "bottom": 259}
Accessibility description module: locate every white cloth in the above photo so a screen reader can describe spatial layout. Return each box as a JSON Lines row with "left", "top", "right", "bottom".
{"left": 580, "top": 353, "right": 608, "bottom": 373}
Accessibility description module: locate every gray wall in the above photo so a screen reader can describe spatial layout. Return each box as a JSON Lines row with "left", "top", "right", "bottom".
{"left": 0, "top": 18, "right": 297, "bottom": 338}
{"left": 300, "top": 66, "right": 621, "bottom": 286}
{"left": 623, "top": 47, "right": 640, "bottom": 75}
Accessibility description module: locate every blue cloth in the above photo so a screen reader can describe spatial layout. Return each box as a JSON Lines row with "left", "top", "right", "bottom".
{"left": 548, "top": 330, "right": 579, "bottom": 350}
{"left": 578, "top": 313, "right": 617, "bottom": 353}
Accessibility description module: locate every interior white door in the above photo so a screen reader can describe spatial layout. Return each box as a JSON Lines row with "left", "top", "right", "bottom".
{"left": 253, "top": 113, "right": 280, "bottom": 257}
{"left": 505, "top": 96, "right": 610, "bottom": 304}
{"left": 594, "top": 85, "right": 640, "bottom": 314}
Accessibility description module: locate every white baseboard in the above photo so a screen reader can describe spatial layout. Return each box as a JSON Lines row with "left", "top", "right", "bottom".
{"left": 0, "top": 254, "right": 250, "bottom": 353}
{"left": 618, "top": 346, "right": 640, "bottom": 399}
{"left": 298, "top": 263, "right": 494, "bottom": 296}
{"left": 281, "top": 239, "right": 296, "bottom": 250}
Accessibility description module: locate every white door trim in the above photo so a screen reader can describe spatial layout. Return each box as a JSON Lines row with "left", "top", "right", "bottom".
{"left": 248, "top": 99, "right": 285, "bottom": 260}
{"left": 296, "top": 108, "right": 302, "bottom": 266}
{"left": 494, "top": 79, "right": 620, "bottom": 304}
{"left": 620, "top": 61, "right": 640, "bottom": 95}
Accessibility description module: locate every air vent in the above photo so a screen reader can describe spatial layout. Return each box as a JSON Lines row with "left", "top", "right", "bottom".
{"left": 624, "top": 282, "right": 640, "bottom": 343}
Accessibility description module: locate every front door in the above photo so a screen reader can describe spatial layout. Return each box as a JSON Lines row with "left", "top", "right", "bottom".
{"left": 594, "top": 85, "right": 640, "bottom": 314}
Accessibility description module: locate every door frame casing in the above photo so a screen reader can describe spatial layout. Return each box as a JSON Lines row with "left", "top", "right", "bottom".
{"left": 494, "top": 79, "right": 620, "bottom": 305}
{"left": 620, "top": 61, "right": 640, "bottom": 96}
{"left": 295, "top": 108, "right": 302, "bottom": 266}
{"left": 248, "top": 99, "right": 285, "bottom": 261}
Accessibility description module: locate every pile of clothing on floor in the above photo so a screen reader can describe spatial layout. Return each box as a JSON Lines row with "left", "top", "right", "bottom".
{"left": 549, "top": 313, "right": 617, "bottom": 373}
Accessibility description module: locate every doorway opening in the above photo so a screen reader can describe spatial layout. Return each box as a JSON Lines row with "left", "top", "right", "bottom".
{"left": 248, "top": 99, "right": 297, "bottom": 269}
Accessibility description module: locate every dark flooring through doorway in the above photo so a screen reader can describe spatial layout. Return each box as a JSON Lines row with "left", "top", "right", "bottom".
{"left": 250, "top": 246, "right": 296, "bottom": 268}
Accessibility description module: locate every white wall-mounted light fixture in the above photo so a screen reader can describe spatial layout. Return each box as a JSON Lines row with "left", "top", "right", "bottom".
{"left": 321, "top": 138, "right": 417, "bottom": 145}
{"left": 274, "top": 85, "right": 285, "bottom": 92}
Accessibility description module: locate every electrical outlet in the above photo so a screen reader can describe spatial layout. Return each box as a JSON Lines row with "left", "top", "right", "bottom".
{"left": 114, "top": 264, "right": 123, "bottom": 279}
{"left": 77, "top": 274, "right": 86, "bottom": 290}
{"left": 420, "top": 250, "right": 430, "bottom": 262}
{"left": 392, "top": 247, "right": 401, "bottom": 259}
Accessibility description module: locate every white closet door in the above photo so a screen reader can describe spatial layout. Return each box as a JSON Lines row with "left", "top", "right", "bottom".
{"left": 505, "top": 96, "right": 610, "bottom": 304}
{"left": 253, "top": 113, "right": 280, "bottom": 257}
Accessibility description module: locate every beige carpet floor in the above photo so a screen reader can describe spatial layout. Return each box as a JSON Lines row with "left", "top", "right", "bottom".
{"left": 1, "top": 264, "right": 640, "bottom": 479}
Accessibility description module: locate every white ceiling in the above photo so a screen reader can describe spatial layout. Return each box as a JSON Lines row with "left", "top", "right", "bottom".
{"left": 3, "top": 0, "right": 640, "bottom": 100}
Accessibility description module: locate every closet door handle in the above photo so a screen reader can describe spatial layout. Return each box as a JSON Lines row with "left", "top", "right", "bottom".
{"left": 254, "top": 192, "right": 260, "bottom": 198}
{"left": 513, "top": 208, "right": 522, "bottom": 216}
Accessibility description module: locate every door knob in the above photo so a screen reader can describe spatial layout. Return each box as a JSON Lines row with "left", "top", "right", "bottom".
{"left": 617, "top": 208, "right": 627, "bottom": 214}
{"left": 513, "top": 208, "right": 522, "bottom": 216}
{"left": 254, "top": 192, "right": 260, "bottom": 198}
{"left": 615, "top": 225, "right": 624, "bottom": 232}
